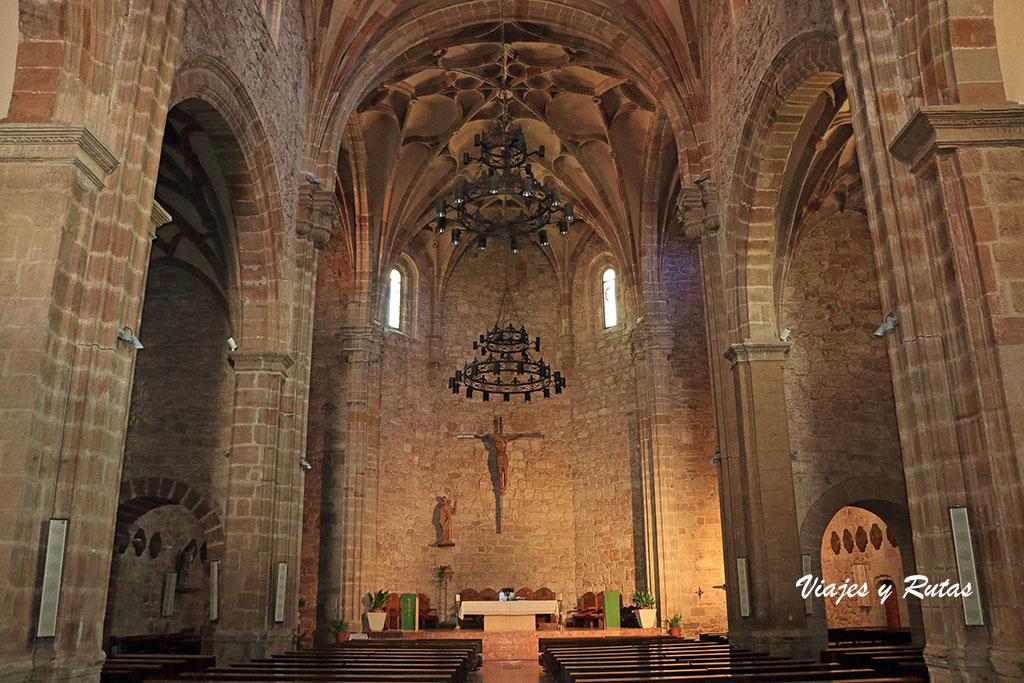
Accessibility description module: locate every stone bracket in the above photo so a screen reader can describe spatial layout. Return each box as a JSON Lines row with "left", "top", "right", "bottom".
{"left": 889, "top": 105, "right": 1024, "bottom": 171}
{"left": 724, "top": 341, "right": 791, "bottom": 368}
{"left": 676, "top": 179, "right": 720, "bottom": 244}
{"left": 0, "top": 124, "right": 119, "bottom": 191}
{"left": 229, "top": 350, "right": 295, "bottom": 376}
{"left": 150, "top": 200, "right": 173, "bottom": 237}
{"left": 297, "top": 186, "right": 341, "bottom": 248}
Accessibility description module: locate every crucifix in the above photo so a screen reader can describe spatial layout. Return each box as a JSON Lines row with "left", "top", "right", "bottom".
{"left": 450, "top": 416, "right": 544, "bottom": 532}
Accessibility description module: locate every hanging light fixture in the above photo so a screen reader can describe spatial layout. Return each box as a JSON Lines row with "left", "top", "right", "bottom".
{"left": 429, "top": 17, "right": 574, "bottom": 251}
{"left": 448, "top": 288, "right": 566, "bottom": 402}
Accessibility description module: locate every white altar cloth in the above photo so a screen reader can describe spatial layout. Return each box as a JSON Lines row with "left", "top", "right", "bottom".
{"left": 457, "top": 599, "right": 559, "bottom": 619}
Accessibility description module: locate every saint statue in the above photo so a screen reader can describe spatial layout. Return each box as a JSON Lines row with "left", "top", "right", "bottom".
{"left": 438, "top": 496, "right": 457, "bottom": 546}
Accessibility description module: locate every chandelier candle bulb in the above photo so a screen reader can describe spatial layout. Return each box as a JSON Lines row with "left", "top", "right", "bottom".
{"left": 451, "top": 229, "right": 461, "bottom": 245}
{"left": 479, "top": 237, "right": 487, "bottom": 250}
{"left": 436, "top": 198, "right": 446, "bottom": 217}
{"left": 559, "top": 218, "right": 569, "bottom": 235}
{"left": 510, "top": 237, "right": 519, "bottom": 253}
{"left": 539, "top": 230, "right": 549, "bottom": 246}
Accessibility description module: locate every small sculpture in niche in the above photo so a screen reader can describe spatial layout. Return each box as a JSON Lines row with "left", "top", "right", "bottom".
{"left": 114, "top": 529, "right": 130, "bottom": 554}
{"left": 176, "top": 538, "right": 198, "bottom": 587}
{"left": 148, "top": 531, "right": 162, "bottom": 558}
{"left": 855, "top": 526, "right": 868, "bottom": 552}
{"left": 131, "top": 528, "right": 147, "bottom": 557}
{"left": 869, "top": 523, "right": 883, "bottom": 550}
{"left": 830, "top": 530, "right": 842, "bottom": 555}
{"left": 436, "top": 496, "right": 457, "bottom": 546}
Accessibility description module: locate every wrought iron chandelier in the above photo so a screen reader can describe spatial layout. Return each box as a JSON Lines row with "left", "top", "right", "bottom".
{"left": 428, "top": 21, "right": 574, "bottom": 251}
{"left": 448, "top": 288, "right": 566, "bottom": 402}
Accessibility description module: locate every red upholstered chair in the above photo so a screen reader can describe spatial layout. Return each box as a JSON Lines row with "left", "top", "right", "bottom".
{"left": 458, "top": 588, "right": 482, "bottom": 629}
{"left": 534, "top": 586, "right": 555, "bottom": 625}
{"left": 515, "top": 587, "right": 533, "bottom": 600}
{"left": 478, "top": 587, "right": 498, "bottom": 601}
{"left": 417, "top": 593, "right": 438, "bottom": 629}
{"left": 383, "top": 592, "right": 402, "bottom": 630}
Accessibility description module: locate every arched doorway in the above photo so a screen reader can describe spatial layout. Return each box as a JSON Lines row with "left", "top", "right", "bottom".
{"left": 820, "top": 506, "right": 908, "bottom": 631}
{"left": 103, "top": 100, "right": 240, "bottom": 651}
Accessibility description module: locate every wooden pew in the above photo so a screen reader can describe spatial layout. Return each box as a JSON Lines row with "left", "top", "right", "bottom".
{"left": 541, "top": 635, "right": 924, "bottom": 683}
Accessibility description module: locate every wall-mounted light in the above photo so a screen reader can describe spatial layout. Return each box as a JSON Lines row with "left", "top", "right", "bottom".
{"left": 780, "top": 328, "right": 792, "bottom": 342}
{"left": 227, "top": 337, "right": 238, "bottom": 351}
{"left": 117, "top": 327, "right": 143, "bottom": 350}
{"left": 874, "top": 313, "right": 899, "bottom": 337}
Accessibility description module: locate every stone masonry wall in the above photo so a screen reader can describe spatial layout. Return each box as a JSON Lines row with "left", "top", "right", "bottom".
{"left": 569, "top": 239, "right": 640, "bottom": 602}
{"left": 781, "top": 211, "right": 904, "bottom": 525}
{"left": 662, "top": 233, "right": 727, "bottom": 635}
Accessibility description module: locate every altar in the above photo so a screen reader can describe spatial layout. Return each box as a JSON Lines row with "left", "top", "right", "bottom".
{"left": 457, "top": 599, "right": 560, "bottom": 631}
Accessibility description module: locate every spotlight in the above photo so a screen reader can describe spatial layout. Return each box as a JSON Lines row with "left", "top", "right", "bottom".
{"left": 304, "top": 173, "right": 321, "bottom": 186}
{"left": 227, "top": 337, "right": 238, "bottom": 351}
{"left": 695, "top": 172, "right": 710, "bottom": 185}
{"left": 874, "top": 313, "right": 899, "bottom": 337}
{"left": 299, "top": 457, "right": 312, "bottom": 471}
{"left": 117, "top": 327, "right": 144, "bottom": 350}
{"left": 710, "top": 452, "right": 721, "bottom": 464}
{"left": 780, "top": 328, "right": 791, "bottom": 342}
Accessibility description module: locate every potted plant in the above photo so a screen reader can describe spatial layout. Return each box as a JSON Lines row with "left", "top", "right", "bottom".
{"left": 327, "top": 618, "right": 349, "bottom": 644}
{"left": 667, "top": 613, "right": 683, "bottom": 637}
{"left": 631, "top": 589, "right": 657, "bottom": 629}
{"left": 436, "top": 565, "right": 453, "bottom": 580}
{"left": 365, "top": 589, "right": 389, "bottom": 632}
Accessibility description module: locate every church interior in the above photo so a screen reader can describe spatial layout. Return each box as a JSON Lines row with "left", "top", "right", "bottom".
{"left": 1, "top": 0, "right": 1023, "bottom": 681}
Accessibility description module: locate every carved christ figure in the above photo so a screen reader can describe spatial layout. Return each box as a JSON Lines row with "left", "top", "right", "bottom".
{"left": 450, "top": 417, "right": 544, "bottom": 496}
{"left": 438, "top": 496, "right": 457, "bottom": 545}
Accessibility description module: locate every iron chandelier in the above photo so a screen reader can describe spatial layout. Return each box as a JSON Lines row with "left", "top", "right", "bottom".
{"left": 447, "top": 288, "right": 566, "bottom": 402}
{"left": 428, "top": 24, "right": 574, "bottom": 251}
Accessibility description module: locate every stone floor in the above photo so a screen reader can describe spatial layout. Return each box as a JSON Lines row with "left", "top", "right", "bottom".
{"left": 471, "top": 659, "right": 552, "bottom": 681}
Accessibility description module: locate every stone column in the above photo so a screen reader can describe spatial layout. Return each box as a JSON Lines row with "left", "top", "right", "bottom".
{"left": 889, "top": 106, "right": 1024, "bottom": 680}
{"left": 315, "top": 324, "right": 383, "bottom": 643}
{"left": 723, "top": 341, "right": 810, "bottom": 657}
{"left": 215, "top": 350, "right": 294, "bottom": 663}
{"left": 678, "top": 181, "right": 751, "bottom": 639}
{"left": 0, "top": 125, "right": 124, "bottom": 681}
{"left": 630, "top": 315, "right": 685, "bottom": 624}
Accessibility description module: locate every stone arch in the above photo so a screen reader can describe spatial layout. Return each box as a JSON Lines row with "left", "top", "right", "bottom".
{"left": 798, "top": 476, "right": 923, "bottom": 643}
{"left": 308, "top": 1, "right": 704, "bottom": 193}
{"left": 728, "top": 32, "right": 843, "bottom": 341}
{"left": 116, "top": 477, "right": 225, "bottom": 560}
{"left": 168, "top": 57, "right": 289, "bottom": 351}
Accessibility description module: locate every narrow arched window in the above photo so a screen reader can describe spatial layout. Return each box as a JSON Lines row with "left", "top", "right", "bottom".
{"left": 602, "top": 268, "right": 617, "bottom": 328}
{"left": 388, "top": 269, "right": 402, "bottom": 329}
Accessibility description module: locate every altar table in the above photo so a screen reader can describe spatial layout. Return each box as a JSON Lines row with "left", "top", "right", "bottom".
{"left": 457, "top": 599, "right": 559, "bottom": 631}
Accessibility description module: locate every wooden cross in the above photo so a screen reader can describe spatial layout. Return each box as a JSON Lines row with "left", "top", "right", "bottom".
{"left": 450, "top": 416, "right": 544, "bottom": 532}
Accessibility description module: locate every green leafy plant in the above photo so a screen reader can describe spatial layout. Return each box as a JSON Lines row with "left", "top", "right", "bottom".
{"left": 631, "top": 590, "right": 656, "bottom": 608}
{"left": 365, "top": 589, "right": 390, "bottom": 611}
{"left": 668, "top": 614, "right": 682, "bottom": 628}
{"left": 326, "top": 618, "right": 348, "bottom": 633}
{"left": 436, "top": 565, "right": 453, "bottom": 579}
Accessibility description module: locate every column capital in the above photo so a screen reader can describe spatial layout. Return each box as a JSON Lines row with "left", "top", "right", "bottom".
{"left": 0, "top": 124, "right": 119, "bottom": 191}
{"left": 724, "top": 341, "right": 791, "bottom": 368}
{"left": 228, "top": 350, "right": 294, "bottom": 376}
{"left": 296, "top": 186, "right": 340, "bottom": 248}
{"left": 150, "top": 200, "right": 172, "bottom": 237}
{"left": 890, "top": 105, "right": 1024, "bottom": 171}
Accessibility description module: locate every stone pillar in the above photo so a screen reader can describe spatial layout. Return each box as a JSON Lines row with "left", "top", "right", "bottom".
{"left": 889, "top": 106, "right": 1024, "bottom": 680}
{"left": 290, "top": 186, "right": 338, "bottom": 643}
{"left": 0, "top": 125, "right": 124, "bottom": 681}
{"left": 315, "top": 324, "right": 383, "bottom": 644}
{"left": 215, "top": 350, "right": 295, "bottom": 663}
{"left": 723, "top": 341, "right": 810, "bottom": 657}
{"left": 678, "top": 180, "right": 752, "bottom": 638}
{"left": 630, "top": 316, "right": 685, "bottom": 625}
